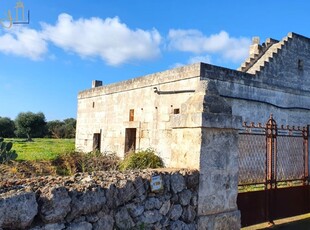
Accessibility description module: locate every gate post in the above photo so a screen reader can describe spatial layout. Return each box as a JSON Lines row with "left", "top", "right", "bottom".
{"left": 192, "top": 81, "right": 242, "bottom": 229}
{"left": 170, "top": 80, "right": 242, "bottom": 229}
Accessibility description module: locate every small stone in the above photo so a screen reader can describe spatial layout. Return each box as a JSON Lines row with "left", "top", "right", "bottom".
{"left": 186, "top": 172, "right": 199, "bottom": 189}
{"left": 171, "top": 193, "right": 179, "bottom": 203}
{"left": 66, "top": 188, "right": 106, "bottom": 221}
{"left": 133, "top": 177, "right": 146, "bottom": 196}
{"left": 182, "top": 205, "right": 196, "bottom": 223}
{"left": 145, "top": 197, "right": 162, "bottom": 210}
{"left": 42, "top": 223, "right": 66, "bottom": 230}
{"left": 66, "top": 221, "right": 92, "bottom": 230}
{"left": 39, "top": 186, "right": 71, "bottom": 224}
{"left": 115, "top": 207, "right": 135, "bottom": 229}
{"left": 170, "top": 220, "right": 190, "bottom": 230}
{"left": 170, "top": 204, "right": 183, "bottom": 221}
{"left": 93, "top": 215, "right": 114, "bottom": 230}
{"left": 116, "top": 181, "right": 136, "bottom": 206}
{"left": 162, "top": 174, "right": 171, "bottom": 192}
{"left": 105, "top": 184, "right": 117, "bottom": 208}
{"left": 191, "top": 191, "right": 198, "bottom": 206}
{"left": 159, "top": 200, "right": 171, "bottom": 215}
{"left": 171, "top": 174, "right": 186, "bottom": 193}
{"left": 179, "top": 189, "right": 192, "bottom": 206}
{"left": 160, "top": 216, "right": 170, "bottom": 228}
{"left": 126, "top": 203, "right": 144, "bottom": 217}
{"left": 86, "top": 213, "right": 99, "bottom": 223}
{"left": 143, "top": 210, "right": 162, "bottom": 224}
{"left": 73, "top": 216, "right": 86, "bottom": 223}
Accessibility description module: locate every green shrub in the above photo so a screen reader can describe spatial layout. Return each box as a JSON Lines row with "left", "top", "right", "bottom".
{"left": 119, "top": 148, "right": 164, "bottom": 171}
{"left": 0, "top": 137, "right": 18, "bottom": 164}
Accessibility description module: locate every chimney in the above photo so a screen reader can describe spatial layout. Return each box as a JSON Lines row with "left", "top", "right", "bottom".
{"left": 92, "top": 80, "right": 103, "bottom": 88}
{"left": 249, "top": 36, "right": 262, "bottom": 56}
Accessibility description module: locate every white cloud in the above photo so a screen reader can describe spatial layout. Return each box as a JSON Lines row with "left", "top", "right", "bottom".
{"left": 168, "top": 30, "right": 251, "bottom": 62}
{"left": 0, "top": 27, "right": 47, "bottom": 60}
{"left": 0, "top": 15, "right": 250, "bottom": 67}
{"left": 188, "top": 55, "right": 212, "bottom": 64}
{"left": 41, "top": 14, "right": 162, "bottom": 66}
{"left": 170, "top": 55, "right": 212, "bottom": 69}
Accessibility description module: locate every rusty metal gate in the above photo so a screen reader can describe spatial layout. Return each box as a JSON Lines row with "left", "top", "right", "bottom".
{"left": 237, "top": 114, "right": 310, "bottom": 227}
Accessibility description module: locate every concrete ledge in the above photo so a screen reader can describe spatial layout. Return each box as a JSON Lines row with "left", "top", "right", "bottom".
{"left": 201, "top": 113, "right": 242, "bottom": 129}
{"left": 171, "top": 113, "right": 242, "bottom": 129}
{"left": 198, "top": 210, "right": 241, "bottom": 230}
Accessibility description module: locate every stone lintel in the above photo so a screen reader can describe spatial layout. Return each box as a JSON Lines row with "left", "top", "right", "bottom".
{"left": 123, "top": 121, "right": 141, "bottom": 128}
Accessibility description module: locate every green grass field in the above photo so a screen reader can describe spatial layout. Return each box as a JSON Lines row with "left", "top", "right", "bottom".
{"left": 5, "top": 138, "right": 75, "bottom": 161}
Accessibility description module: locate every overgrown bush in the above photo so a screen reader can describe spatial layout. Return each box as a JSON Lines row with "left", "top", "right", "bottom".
{"left": 0, "top": 137, "right": 18, "bottom": 164}
{"left": 53, "top": 151, "right": 120, "bottom": 175}
{"left": 119, "top": 148, "right": 164, "bottom": 171}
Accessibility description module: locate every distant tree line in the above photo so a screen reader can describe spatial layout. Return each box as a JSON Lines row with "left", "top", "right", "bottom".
{"left": 0, "top": 112, "right": 76, "bottom": 140}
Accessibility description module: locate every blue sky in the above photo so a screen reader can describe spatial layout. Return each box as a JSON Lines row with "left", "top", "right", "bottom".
{"left": 0, "top": 0, "right": 309, "bottom": 121}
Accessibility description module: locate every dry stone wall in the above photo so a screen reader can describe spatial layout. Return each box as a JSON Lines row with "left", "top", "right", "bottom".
{"left": 0, "top": 169, "right": 199, "bottom": 230}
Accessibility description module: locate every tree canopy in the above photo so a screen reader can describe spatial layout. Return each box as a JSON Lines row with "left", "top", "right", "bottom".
{"left": 15, "top": 112, "right": 47, "bottom": 140}
{"left": 46, "top": 118, "right": 76, "bottom": 139}
{"left": 0, "top": 117, "right": 15, "bottom": 138}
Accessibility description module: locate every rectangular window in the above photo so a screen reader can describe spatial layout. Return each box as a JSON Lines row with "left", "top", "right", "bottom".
{"left": 174, "top": 108, "right": 180, "bottom": 114}
{"left": 298, "top": 59, "right": 304, "bottom": 71}
{"left": 129, "top": 109, "right": 134, "bottom": 121}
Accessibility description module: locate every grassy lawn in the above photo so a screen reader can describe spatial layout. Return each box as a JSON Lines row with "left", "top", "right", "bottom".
{"left": 5, "top": 138, "right": 75, "bottom": 161}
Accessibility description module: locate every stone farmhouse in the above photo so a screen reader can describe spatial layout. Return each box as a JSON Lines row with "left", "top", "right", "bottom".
{"left": 76, "top": 32, "right": 310, "bottom": 168}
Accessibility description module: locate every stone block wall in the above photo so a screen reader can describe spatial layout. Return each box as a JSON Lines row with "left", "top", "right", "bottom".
{"left": 76, "top": 63, "right": 201, "bottom": 166}
{"left": 0, "top": 169, "right": 199, "bottom": 230}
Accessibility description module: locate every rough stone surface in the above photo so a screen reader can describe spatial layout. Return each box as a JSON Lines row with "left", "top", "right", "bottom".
{"left": 0, "top": 192, "right": 38, "bottom": 229}
{"left": 145, "top": 197, "right": 162, "bottom": 210}
{"left": 182, "top": 205, "right": 196, "bottom": 223}
{"left": 66, "top": 187, "right": 106, "bottom": 221}
{"left": 39, "top": 186, "right": 71, "bottom": 223}
{"left": 171, "top": 174, "right": 186, "bottom": 193}
{"left": 142, "top": 210, "right": 163, "bottom": 224}
{"left": 66, "top": 221, "right": 92, "bottom": 230}
{"left": 93, "top": 215, "right": 114, "bottom": 230}
{"left": 198, "top": 210, "right": 241, "bottom": 230}
{"left": 115, "top": 206, "right": 135, "bottom": 229}
{"left": 126, "top": 203, "right": 144, "bottom": 217}
{"left": 179, "top": 189, "right": 192, "bottom": 206}
{"left": 30, "top": 223, "right": 66, "bottom": 230}
{"left": 170, "top": 204, "right": 183, "bottom": 221}
{"left": 159, "top": 200, "right": 171, "bottom": 215}
{"left": 170, "top": 220, "right": 191, "bottom": 230}
{"left": 0, "top": 170, "right": 201, "bottom": 230}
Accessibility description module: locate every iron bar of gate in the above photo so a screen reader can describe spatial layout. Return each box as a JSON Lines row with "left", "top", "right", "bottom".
{"left": 303, "top": 126, "right": 309, "bottom": 185}
{"left": 238, "top": 115, "right": 310, "bottom": 227}
{"left": 265, "top": 114, "right": 277, "bottom": 224}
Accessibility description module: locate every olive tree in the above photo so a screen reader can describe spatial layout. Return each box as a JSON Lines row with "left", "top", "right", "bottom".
{"left": 15, "top": 112, "right": 47, "bottom": 141}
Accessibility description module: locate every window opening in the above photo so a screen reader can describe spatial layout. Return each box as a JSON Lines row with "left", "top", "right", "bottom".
{"left": 129, "top": 109, "right": 134, "bottom": 121}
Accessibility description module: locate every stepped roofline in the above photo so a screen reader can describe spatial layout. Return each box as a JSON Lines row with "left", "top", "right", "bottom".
{"left": 238, "top": 32, "right": 310, "bottom": 74}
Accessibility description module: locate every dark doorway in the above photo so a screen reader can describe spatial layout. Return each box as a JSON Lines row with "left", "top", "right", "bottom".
{"left": 93, "top": 133, "right": 101, "bottom": 151}
{"left": 125, "top": 128, "right": 136, "bottom": 154}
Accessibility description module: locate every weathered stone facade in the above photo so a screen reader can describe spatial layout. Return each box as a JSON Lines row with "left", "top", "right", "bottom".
{"left": 75, "top": 32, "right": 310, "bottom": 229}
{"left": 76, "top": 32, "right": 310, "bottom": 168}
